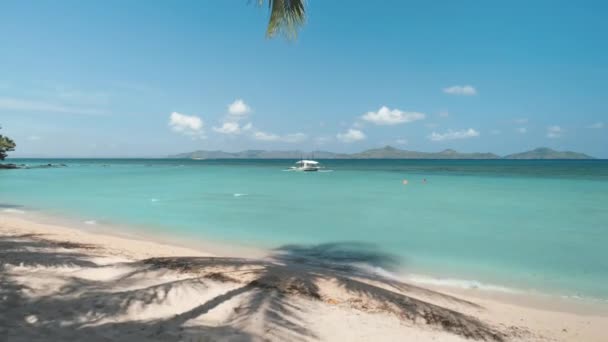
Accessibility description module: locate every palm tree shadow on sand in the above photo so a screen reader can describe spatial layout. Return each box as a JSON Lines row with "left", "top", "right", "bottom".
{"left": 0, "top": 235, "right": 515, "bottom": 341}
{"left": 142, "top": 242, "right": 508, "bottom": 341}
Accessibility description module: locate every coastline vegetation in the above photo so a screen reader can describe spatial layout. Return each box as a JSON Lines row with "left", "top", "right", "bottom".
{"left": 0, "top": 126, "right": 16, "bottom": 161}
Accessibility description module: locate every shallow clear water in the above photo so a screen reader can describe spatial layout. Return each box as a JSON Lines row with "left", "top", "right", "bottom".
{"left": 2, "top": 159, "right": 608, "bottom": 299}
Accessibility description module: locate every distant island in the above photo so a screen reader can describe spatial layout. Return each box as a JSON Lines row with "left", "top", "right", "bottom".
{"left": 169, "top": 146, "right": 594, "bottom": 160}
{"left": 502, "top": 147, "right": 593, "bottom": 160}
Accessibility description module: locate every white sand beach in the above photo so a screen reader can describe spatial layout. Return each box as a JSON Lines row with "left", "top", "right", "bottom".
{"left": 1, "top": 213, "right": 607, "bottom": 342}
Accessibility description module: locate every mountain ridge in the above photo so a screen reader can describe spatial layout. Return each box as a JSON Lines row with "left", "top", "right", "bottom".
{"left": 502, "top": 147, "right": 593, "bottom": 160}
{"left": 169, "top": 146, "right": 594, "bottom": 160}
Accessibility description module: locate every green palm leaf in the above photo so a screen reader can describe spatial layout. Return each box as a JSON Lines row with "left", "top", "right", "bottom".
{"left": 258, "top": 0, "right": 306, "bottom": 39}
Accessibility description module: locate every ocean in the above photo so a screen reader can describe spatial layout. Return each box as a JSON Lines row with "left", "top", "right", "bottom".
{"left": 1, "top": 158, "right": 607, "bottom": 300}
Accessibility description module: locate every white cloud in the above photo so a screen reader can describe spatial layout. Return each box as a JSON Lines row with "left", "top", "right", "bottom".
{"left": 396, "top": 138, "right": 408, "bottom": 145}
{"left": 514, "top": 118, "right": 529, "bottom": 124}
{"left": 361, "top": 106, "right": 425, "bottom": 125}
{"left": 587, "top": 122, "right": 604, "bottom": 129}
{"left": 214, "top": 100, "right": 254, "bottom": 135}
{"left": 169, "top": 112, "right": 204, "bottom": 138}
{"left": 213, "top": 121, "right": 253, "bottom": 135}
{"left": 0, "top": 97, "right": 104, "bottom": 115}
{"left": 27, "top": 135, "right": 41, "bottom": 141}
{"left": 428, "top": 128, "right": 479, "bottom": 141}
{"left": 439, "top": 110, "right": 449, "bottom": 118}
{"left": 516, "top": 127, "right": 527, "bottom": 134}
{"left": 213, "top": 122, "right": 241, "bottom": 135}
{"left": 546, "top": 125, "right": 563, "bottom": 138}
{"left": 251, "top": 130, "right": 307, "bottom": 143}
{"left": 282, "top": 133, "right": 308, "bottom": 143}
{"left": 228, "top": 99, "right": 251, "bottom": 116}
{"left": 443, "top": 85, "right": 477, "bottom": 96}
{"left": 337, "top": 129, "right": 366, "bottom": 143}
{"left": 253, "top": 131, "right": 280, "bottom": 141}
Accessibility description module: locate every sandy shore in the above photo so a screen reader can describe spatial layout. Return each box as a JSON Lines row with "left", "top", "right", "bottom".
{"left": 1, "top": 213, "right": 607, "bottom": 341}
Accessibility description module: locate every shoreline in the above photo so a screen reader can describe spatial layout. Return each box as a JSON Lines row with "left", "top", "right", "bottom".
{"left": 2, "top": 212, "right": 608, "bottom": 341}
{"left": 2, "top": 208, "right": 607, "bottom": 316}
{"left": 0, "top": 206, "right": 270, "bottom": 259}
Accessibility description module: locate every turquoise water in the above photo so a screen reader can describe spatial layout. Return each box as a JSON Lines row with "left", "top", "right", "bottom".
{"left": 2, "top": 159, "right": 608, "bottom": 299}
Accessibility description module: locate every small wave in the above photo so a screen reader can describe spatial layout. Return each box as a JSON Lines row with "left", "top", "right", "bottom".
{"left": 150, "top": 198, "right": 160, "bottom": 202}
{"left": 233, "top": 193, "right": 248, "bottom": 197}
{"left": 406, "top": 274, "right": 519, "bottom": 293}
{"left": 84, "top": 220, "right": 97, "bottom": 225}
{"left": 2, "top": 208, "right": 26, "bottom": 214}
{"left": 318, "top": 169, "right": 334, "bottom": 172}
{"left": 356, "top": 265, "right": 401, "bottom": 280}
{"left": 347, "top": 265, "right": 518, "bottom": 294}
{"left": 560, "top": 294, "right": 608, "bottom": 303}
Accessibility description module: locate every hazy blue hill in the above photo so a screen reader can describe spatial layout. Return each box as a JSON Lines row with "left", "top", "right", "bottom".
{"left": 310, "top": 150, "right": 351, "bottom": 159}
{"left": 170, "top": 146, "right": 593, "bottom": 160}
{"left": 170, "top": 150, "right": 318, "bottom": 159}
{"left": 336, "top": 146, "right": 499, "bottom": 159}
{"left": 503, "top": 147, "right": 594, "bottom": 160}
{"left": 432, "top": 149, "right": 500, "bottom": 160}
{"left": 169, "top": 146, "right": 501, "bottom": 159}
{"left": 170, "top": 150, "right": 236, "bottom": 159}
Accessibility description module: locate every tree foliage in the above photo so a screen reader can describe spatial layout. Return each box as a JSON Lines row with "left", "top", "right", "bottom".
{"left": 0, "top": 126, "right": 16, "bottom": 161}
{"left": 259, "top": 0, "right": 306, "bottom": 39}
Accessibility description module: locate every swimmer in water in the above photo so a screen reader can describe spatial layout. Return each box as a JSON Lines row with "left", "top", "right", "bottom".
{"left": 422, "top": 178, "right": 427, "bottom": 184}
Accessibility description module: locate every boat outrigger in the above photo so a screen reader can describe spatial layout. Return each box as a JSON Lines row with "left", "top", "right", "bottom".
{"left": 290, "top": 160, "right": 321, "bottom": 172}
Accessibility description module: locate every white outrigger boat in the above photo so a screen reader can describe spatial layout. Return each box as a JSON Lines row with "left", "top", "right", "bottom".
{"left": 290, "top": 159, "right": 321, "bottom": 172}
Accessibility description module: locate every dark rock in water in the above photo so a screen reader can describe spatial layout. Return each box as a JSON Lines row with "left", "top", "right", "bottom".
{"left": 24, "top": 163, "right": 69, "bottom": 169}
{"left": 0, "top": 163, "right": 68, "bottom": 170}
{"left": 0, "top": 163, "right": 19, "bottom": 169}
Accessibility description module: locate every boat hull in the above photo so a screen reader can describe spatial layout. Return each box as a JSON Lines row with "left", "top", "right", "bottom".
{"left": 290, "top": 167, "right": 320, "bottom": 172}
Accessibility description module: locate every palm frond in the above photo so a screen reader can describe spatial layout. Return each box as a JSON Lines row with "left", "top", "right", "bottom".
{"left": 257, "top": 0, "right": 306, "bottom": 39}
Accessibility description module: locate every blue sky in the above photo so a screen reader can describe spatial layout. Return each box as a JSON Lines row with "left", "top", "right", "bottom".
{"left": 1, "top": 0, "right": 607, "bottom": 157}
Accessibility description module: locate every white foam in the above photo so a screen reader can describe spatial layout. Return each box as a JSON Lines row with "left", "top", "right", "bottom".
{"left": 355, "top": 264, "right": 401, "bottom": 280}
{"left": 352, "top": 265, "right": 517, "bottom": 294}
{"left": 406, "top": 273, "right": 519, "bottom": 293}
{"left": 150, "top": 198, "right": 160, "bottom": 202}
{"left": 233, "top": 193, "right": 248, "bottom": 197}
{"left": 2, "top": 208, "right": 26, "bottom": 214}
{"left": 560, "top": 294, "right": 608, "bottom": 303}
{"left": 84, "top": 220, "right": 97, "bottom": 225}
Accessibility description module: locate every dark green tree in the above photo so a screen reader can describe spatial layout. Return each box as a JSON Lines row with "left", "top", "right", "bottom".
{"left": 0, "top": 126, "right": 16, "bottom": 161}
